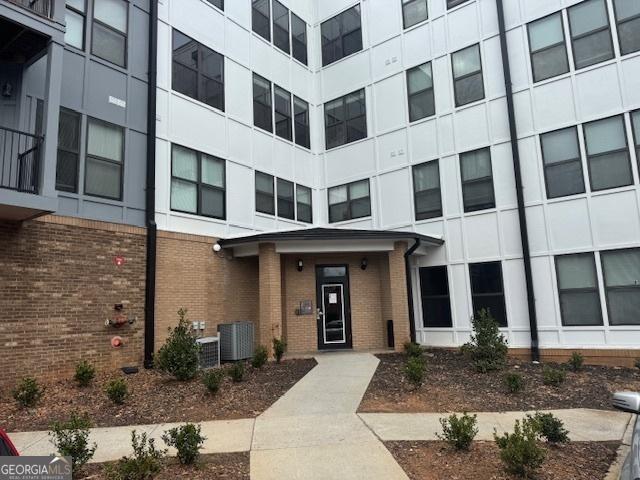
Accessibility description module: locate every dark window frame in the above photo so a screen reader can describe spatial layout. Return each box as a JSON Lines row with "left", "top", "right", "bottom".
{"left": 65, "top": 0, "right": 86, "bottom": 50}
{"left": 402, "top": 0, "right": 428, "bottom": 30}
{"left": 327, "top": 179, "right": 371, "bottom": 223}
{"left": 253, "top": 72, "right": 273, "bottom": 133}
{"left": 583, "top": 114, "right": 633, "bottom": 192}
{"left": 460, "top": 147, "right": 496, "bottom": 213}
{"left": 291, "top": 12, "right": 308, "bottom": 65}
{"left": 170, "top": 144, "right": 226, "bottom": 220}
{"left": 632, "top": 110, "right": 640, "bottom": 173}
{"left": 255, "top": 171, "right": 275, "bottom": 215}
{"left": 613, "top": 0, "right": 640, "bottom": 55}
{"left": 272, "top": 0, "right": 290, "bottom": 54}
{"left": 601, "top": 247, "right": 640, "bottom": 326}
{"left": 407, "top": 61, "right": 435, "bottom": 122}
{"left": 252, "top": 0, "right": 271, "bottom": 42}
{"left": 294, "top": 95, "right": 311, "bottom": 149}
{"left": 276, "top": 177, "right": 295, "bottom": 220}
{"left": 412, "top": 160, "right": 442, "bottom": 220}
{"left": 56, "top": 107, "right": 81, "bottom": 193}
{"left": 84, "top": 117, "right": 124, "bottom": 201}
{"left": 274, "top": 84, "right": 292, "bottom": 141}
{"left": 296, "top": 184, "right": 312, "bottom": 223}
{"left": 91, "top": 0, "right": 128, "bottom": 68}
{"left": 419, "top": 266, "right": 453, "bottom": 328}
{"left": 469, "top": 261, "right": 508, "bottom": 327}
{"left": 554, "top": 252, "right": 603, "bottom": 327}
{"left": 321, "top": 4, "right": 363, "bottom": 67}
{"left": 540, "top": 126, "right": 586, "bottom": 199}
{"left": 451, "top": 43, "right": 485, "bottom": 107}
{"left": 526, "top": 11, "right": 570, "bottom": 83}
{"left": 567, "top": 0, "right": 615, "bottom": 70}
{"left": 172, "top": 29, "right": 225, "bottom": 112}
{"left": 324, "top": 88, "right": 367, "bottom": 150}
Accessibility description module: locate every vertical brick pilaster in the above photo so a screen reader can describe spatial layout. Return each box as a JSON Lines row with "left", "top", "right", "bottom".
{"left": 388, "top": 241, "right": 411, "bottom": 351}
{"left": 259, "top": 243, "right": 282, "bottom": 350}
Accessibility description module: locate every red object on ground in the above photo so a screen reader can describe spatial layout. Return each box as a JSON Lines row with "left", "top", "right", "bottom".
{"left": 0, "top": 429, "right": 20, "bottom": 455}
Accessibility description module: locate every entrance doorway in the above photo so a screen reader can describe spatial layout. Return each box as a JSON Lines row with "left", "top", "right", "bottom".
{"left": 315, "top": 265, "right": 352, "bottom": 350}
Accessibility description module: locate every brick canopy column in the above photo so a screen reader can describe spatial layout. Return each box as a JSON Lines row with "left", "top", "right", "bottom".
{"left": 388, "top": 241, "right": 411, "bottom": 351}
{"left": 258, "top": 243, "right": 283, "bottom": 349}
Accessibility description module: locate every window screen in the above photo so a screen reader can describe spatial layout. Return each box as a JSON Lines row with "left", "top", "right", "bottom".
{"left": 556, "top": 253, "right": 602, "bottom": 326}
{"left": 328, "top": 179, "right": 371, "bottom": 223}
{"left": 419, "top": 266, "right": 452, "bottom": 327}
{"left": 413, "top": 160, "right": 442, "bottom": 220}
{"left": 528, "top": 13, "right": 570, "bottom": 82}
{"left": 452, "top": 44, "right": 484, "bottom": 106}
{"left": 402, "top": 0, "right": 428, "bottom": 29}
{"left": 407, "top": 62, "right": 435, "bottom": 122}
{"left": 92, "top": 0, "right": 128, "bottom": 67}
{"left": 540, "top": 126, "right": 585, "bottom": 198}
{"left": 583, "top": 115, "right": 632, "bottom": 191}
{"left": 460, "top": 147, "right": 495, "bottom": 212}
{"left": 255, "top": 171, "right": 275, "bottom": 215}
{"left": 601, "top": 249, "right": 640, "bottom": 325}
{"left": 85, "top": 118, "right": 123, "bottom": 200}
{"left": 469, "top": 262, "right": 507, "bottom": 327}
{"left": 56, "top": 108, "right": 81, "bottom": 193}
{"left": 568, "top": 0, "right": 614, "bottom": 69}
{"left": 321, "top": 5, "right": 363, "bottom": 66}
{"left": 614, "top": 0, "right": 640, "bottom": 55}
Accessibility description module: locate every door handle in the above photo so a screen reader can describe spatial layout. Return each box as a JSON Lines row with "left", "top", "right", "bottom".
{"left": 316, "top": 308, "right": 323, "bottom": 320}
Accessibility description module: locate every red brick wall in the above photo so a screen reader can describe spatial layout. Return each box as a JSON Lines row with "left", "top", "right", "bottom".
{"left": 0, "top": 216, "right": 146, "bottom": 386}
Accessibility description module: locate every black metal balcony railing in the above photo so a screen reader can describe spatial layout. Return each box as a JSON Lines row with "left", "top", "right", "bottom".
{"left": 0, "top": 126, "right": 42, "bottom": 194}
{"left": 6, "top": 0, "right": 54, "bottom": 18}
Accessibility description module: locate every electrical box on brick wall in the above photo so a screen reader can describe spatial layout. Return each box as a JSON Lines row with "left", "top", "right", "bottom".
{"left": 295, "top": 300, "right": 313, "bottom": 316}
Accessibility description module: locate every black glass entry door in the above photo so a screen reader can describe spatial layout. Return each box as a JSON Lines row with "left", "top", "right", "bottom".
{"left": 316, "top": 265, "right": 352, "bottom": 350}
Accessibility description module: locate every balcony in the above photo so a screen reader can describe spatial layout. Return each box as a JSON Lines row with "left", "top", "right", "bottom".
{"left": 0, "top": 125, "right": 42, "bottom": 194}
{"left": 5, "top": 0, "right": 53, "bottom": 18}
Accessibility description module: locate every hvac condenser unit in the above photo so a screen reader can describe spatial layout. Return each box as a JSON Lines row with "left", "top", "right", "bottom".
{"left": 217, "top": 322, "right": 254, "bottom": 361}
{"left": 196, "top": 336, "right": 221, "bottom": 369}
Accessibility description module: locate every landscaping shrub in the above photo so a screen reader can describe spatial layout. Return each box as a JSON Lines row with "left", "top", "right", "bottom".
{"left": 635, "top": 358, "right": 640, "bottom": 370}
{"left": 567, "top": 352, "right": 584, "bottom": 372}
{"left": 542, "top": 365, "right": 566, "bottom": 387}
{"left": 436, "top": 413, "right": 478, "bottom": 451}
{"left": 155, "top": 308, "right": 200, "bottom": 381}
{"left": 106, "top": 431, "right": 165, "bottom": 480}
{"left": 162, "top": 423, "right": 205, "bottom": 465}
{"left": 252, "top": 345, "right": 268, "bottom": 369}
{"left": 74, "top": 360, "right": 96, "bottom": 387}
{"left": 404, "top": 342, "right": 423, "bottom": 358}
{"left": 106, "top": 378, "right": 128, "bottom": 405}
{"left": 12, "top": 377, "right": 43, "bottom": 408}
{"left": 273, "top": 338, "right": 287, "bottom": 363}
{"left": 461, "top": 309, "right": 508, "bottom": 373}
{"left": 504, "top": 372, "right": 524, "bottom": 394}
{"left": 202, "top": 369, "right": 224, "bottom": 394}
{"left": 228, "top": 362, "right": 245, "bottom": 382}
{"left": 49, "top": 413, "right": 97, "bottom": 472}
{"left": 405, "top": 356, "right": 425, "bottom": 387}
{"left": 528, "top": 412, "right": 569, "bottom": 444}
{"left": 494, "top": 418, "right": 546, "bottom": 477}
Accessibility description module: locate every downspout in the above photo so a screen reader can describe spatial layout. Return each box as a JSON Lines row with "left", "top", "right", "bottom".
{"left": 404, "top": 238, "right": 421, "bottom": 344}
{"left": 143, "top": 0, "right": 158, "bottom": 369}
{"left": 496, "top": 0, "right": 540, "bottom": 362}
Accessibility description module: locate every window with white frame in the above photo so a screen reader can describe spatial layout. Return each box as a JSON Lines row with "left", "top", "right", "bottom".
{"left": 540, "top": 126, "right": 586, "bottom": 199}
{"left": 407, "top": 62, "right": 435, "bottom": 122}
{"left": 65, "top": 0, "right": 85, "bottom": 49}
{"left": 321, "top": 5, "right": 363, "bottom": 67}
{"left": 583, "top": 115, "right": 632, "bottom": 191}
{"left": 601, "top": 248, "right": 640, "bottom": 325}
{"left": 568, "top": 0, "right": 614, "bottom": 69}
{"left": 92, "top": 0, "right": 128, "bottom": 67}
{"left": 460, "top": 147, "right": 495, "bottom": 212}
{"left": 451, "top": 44, "right": 484, "bottom": 107}
{"left": 527, "top": 12, "right": 570, "bottom": 82}
{"left": 328, "top": 179, "right": 371, "bottom": 223}
{"left": 402, "top": 0, "right": 428, "bottom": 29}
{"left": 85, "top": 118, "right": 124, "bottom": 200}
{"left": 413, "top": 160, "right": 442, "bottom": 220}
{"left": 324, "top": 89, "right": 367, "bottom": 149}
{"left": 555, "top": 253, "right": 602, "bottom": 326}
{"left": 614, "top": 0, "right": 640, "bottom": 55}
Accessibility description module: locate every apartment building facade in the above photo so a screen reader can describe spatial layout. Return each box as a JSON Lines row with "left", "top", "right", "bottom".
{"left": 1, "top": 0, "right": 639, "bottom": 383}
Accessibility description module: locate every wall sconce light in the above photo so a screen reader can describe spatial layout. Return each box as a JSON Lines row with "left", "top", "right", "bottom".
{"left": 361, "top": 258, "right": 368, "bottom": 270}
{"left": 1, "top": 83, "right": 12, "bottom": 98}
{"left": 297, "top": 259, "right": 304, "bottom": 272}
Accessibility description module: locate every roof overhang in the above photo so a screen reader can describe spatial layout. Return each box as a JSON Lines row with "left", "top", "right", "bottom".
{"left": 218, "top": 227, "right": 444, "bottom": 258}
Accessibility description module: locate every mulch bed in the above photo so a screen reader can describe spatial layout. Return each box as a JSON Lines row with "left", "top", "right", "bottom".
{"left": 386, "top": 441, "right": 619, "bottom": 480}
{"left": 359, "top": 350, "right": 640, "bottom": 413}
{"left": 0, "top": 359, "right": 315, "bottom": 432}
{"left": 79, "top": 452, "right": 250, "bottom": 479}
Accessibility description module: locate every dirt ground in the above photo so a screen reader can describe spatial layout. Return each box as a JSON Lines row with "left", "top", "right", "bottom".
{"left": 1, "top": 359, "right": 316, "bottom": 432}
{"left": 386, "top": 441, "right": 619, "bottom": 480}
{"left": 359, "top": 351, "right": 640, "bottom": 413}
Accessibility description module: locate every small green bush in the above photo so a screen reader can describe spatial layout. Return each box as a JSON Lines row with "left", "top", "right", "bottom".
{"left": 462, "top": 309, "right": 508, "bottom": 373}
{"left": 404, "top": 342, "right": 423, "bottom": 358}
{"left": 504, "top": 372, "right": 524, "bottom": 394}
{"left": 436, "top": 413, "right": 478, "bottom": 451}
{"left": 528, "top": 412, "right": 569, "bottom": 444}
{"left": 74, "top": 360, "right": 96, "bottom": 387}
{"left": 542, "top": 366, "right": 566, "bottom": 387}
{"left": 494, "top": 418, "right": 546, "bottom": 477}
{"left": 106, "top": 431, "right": 166, "bottom": 480}
{"left": 405, "top": 356, "right": 425, "bottom": 387}
{"left": 202, "top": 369, "right": 224, "bottom": 394}
{"left": 567, "top": 352, "right": 584, "bottom": 372}
{"left": 155, "top": 309, "right": 201, "bottom": 381}
{"left": 12, "top": 377, "right": 43, "bottom": 408}
{"left": 272, "top": 338, "right": 287, "bottom": 363}
{"left": 228, "top": 362, "right": 245, "bottom": 383}
{"left": 252, "top": 345, "right": 269, "bottom": 369}
{"left": 162, "top": 423, "right": 205, "bottom": 465}
{"left": 49, "top": 413, "right": 97, "bottom": 472}
{"left": 106, "top": 378, "right": 128, "bottom": 405}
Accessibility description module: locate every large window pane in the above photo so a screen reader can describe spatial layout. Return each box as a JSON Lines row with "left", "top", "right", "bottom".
{"left": 568, "top": 0, "right": 614, "bottom": 69}
{"left": 528, "top": 13, "right": 569, "bottom": 82}
{"left": 402, "top": 0, "right": 428, "bottom": 29}
{"left": 291, "top": 13, "right": 308, "bottom": 65}
{"left": 541, "top": 127, "right": 585, "bottom": 198}
{"left": 255, "top": 171, "right": 275, "bottom": 215}
{"left": 294, "top": 96, "right": 310, "bottom": 148}
{"left": 274, "top": 85, "right": 292, "bottom": 141}
{"left": 602, "top": 249, "right": 640, "bottom": 325}
{"left": 584, "top": 116, "right": 632, "bottom": 191}
{"left": 253, "top": 74, "right": 273, "bottom": 132}
{"left": 321, "top": 5, "right": 362, "bottom": 66}
{"left": 413, "top": 160, "right": 442, "bottom": 220}
{"left": 171, "top": 179, "right": 197, "bottom": 213}
{"left": 328, "top": 179, "right": 370, "bottom": 223}
{"left": 452, "top": 44, "right": 484, "bottom": 106}
{"left": 172, "top": 146, "right": 198, "bottom": 181}
{"left": 556, "top": 253, "right": 602, "bottom": 326}
{"left": 470, "top": 262, "right": 507, "bottom": 327}
{"left": 273, "top": 0, "right": 290, "bottom": 54}
{"left": 85, "top": 157, "right": 121, "bottom": 199}
{"left": 56, "top": 108, "right": 80, "bottom": 192}
{"left": 325, "top": 89, "right": 367, "bottom": 149}
{"left": 92, "top": 22, "right": 126, "bottom": 66}
{"left": 87, "top": 120, "right": 123, "bottom": 162}
{"left": 277, "top": 178, "right": 294, "bottom": 220}
{"left": 296, "top": 184, "right": 312, "bottom": 223}
{"left": 614, "top": 0, "right": 640, "bottom": 55}
{"left": 420, "top": 266, "right": 452, "bottom": 327}
{"left": 460, "top": 148, "right": 495, "bottom": 212}
{"left": 94, "top": 0, "right": 127, "bottom": 32}
{"left": 202, "top": 154, "right": 225, "bottom": 188}
{"left": 252, "top": 0, "right": 271, "bottom": 41}
{"left": 65, "top": 7, "right": 85, "bottom": 49}
{"left": 407, "top": 62, "right": 435, "bottom": 121}
{"left": 85, "top": 117, "right": 124, "bottom": 199}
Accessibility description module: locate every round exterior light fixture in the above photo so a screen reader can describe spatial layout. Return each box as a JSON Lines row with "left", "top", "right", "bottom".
{"left": 213, "top": 243, "right": 222, "bottom": 252}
